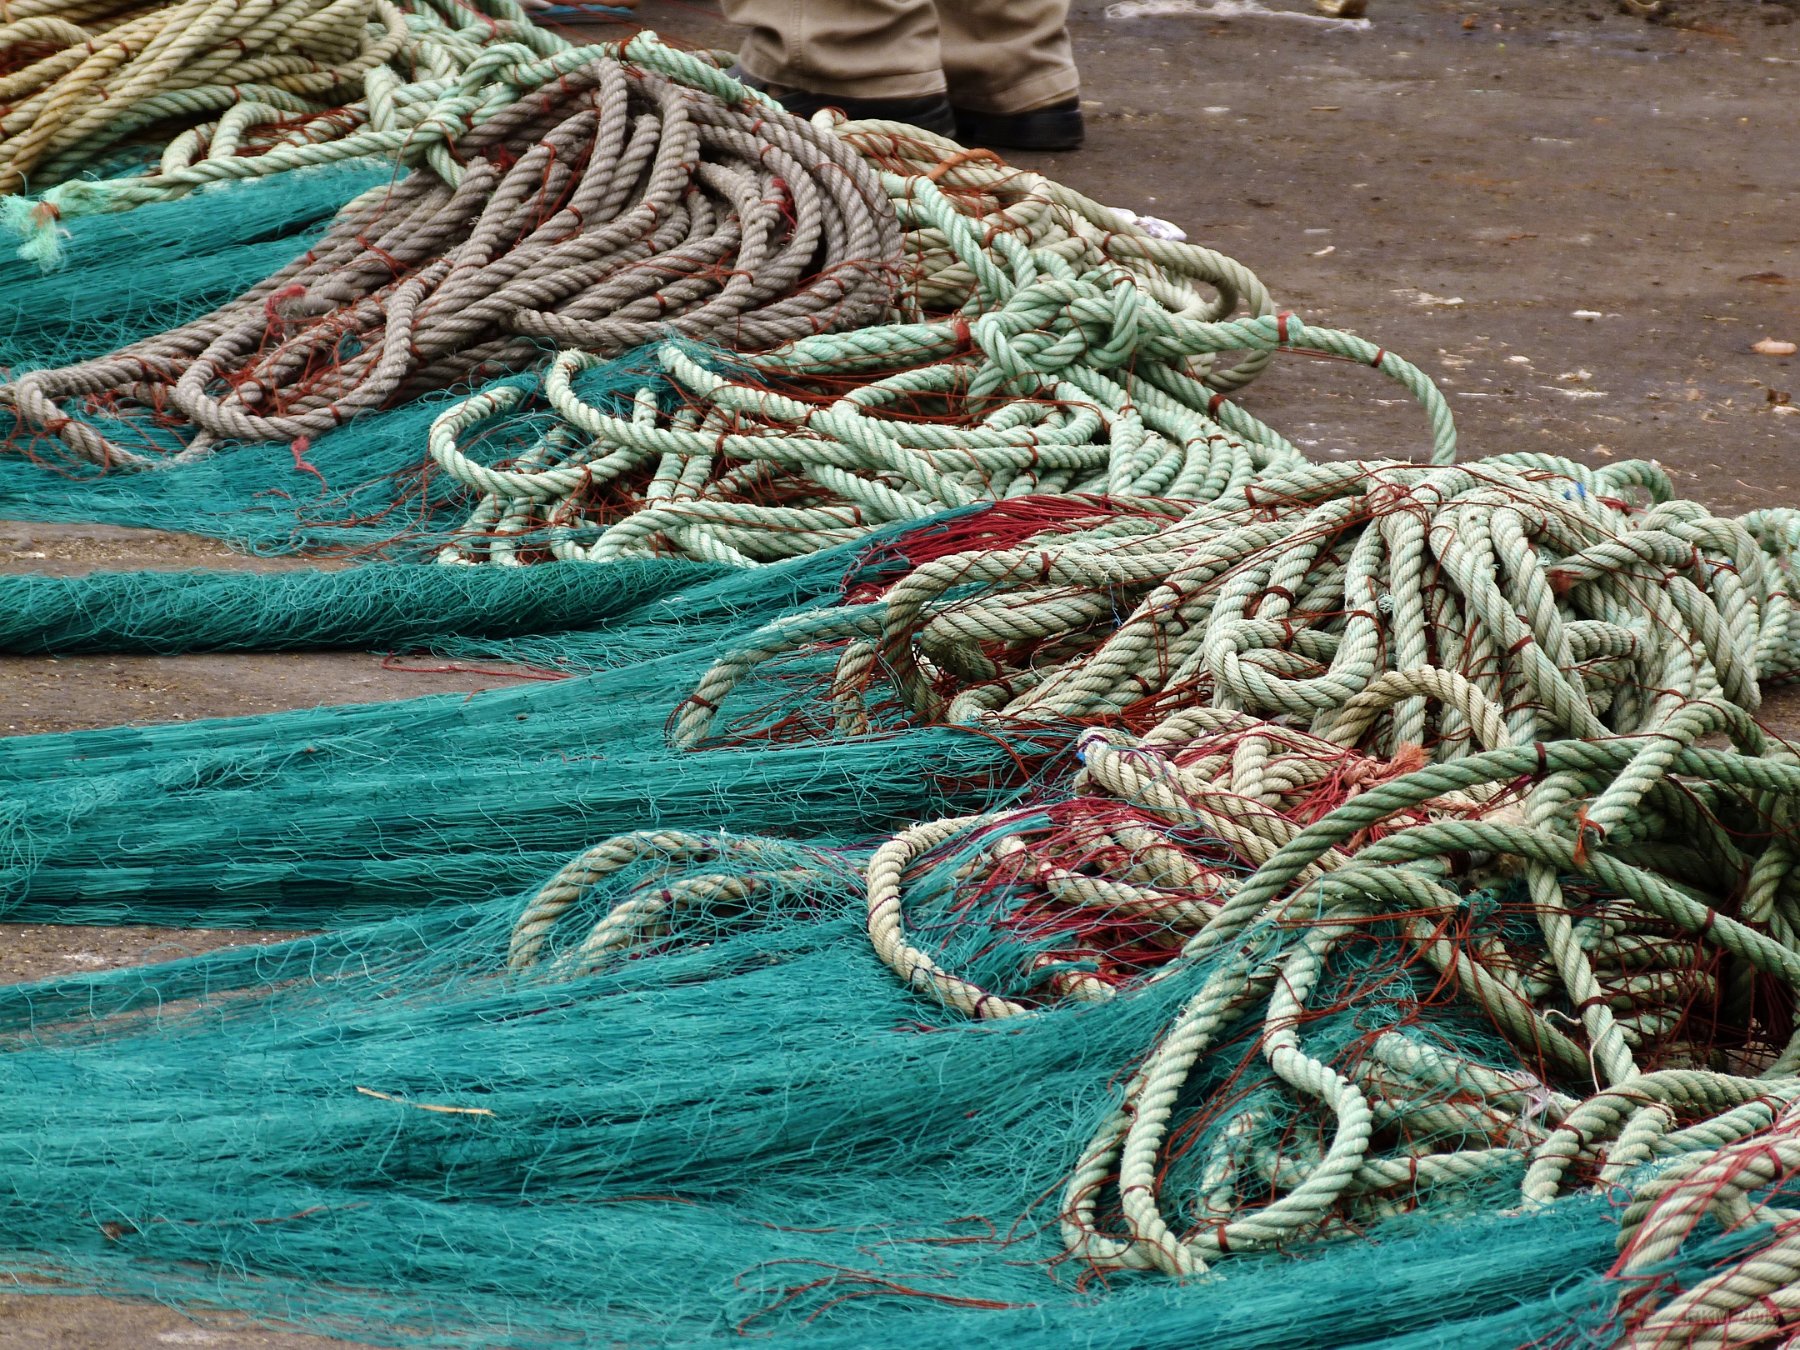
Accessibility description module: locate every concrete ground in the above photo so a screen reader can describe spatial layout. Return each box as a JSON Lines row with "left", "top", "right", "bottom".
{"left": 0, "top": 0, "right": 1795, "bottom": 1344}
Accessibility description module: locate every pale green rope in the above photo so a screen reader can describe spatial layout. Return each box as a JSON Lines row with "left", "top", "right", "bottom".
{"left": 505, "top": 450, "right": 1800, "bottom": 1279}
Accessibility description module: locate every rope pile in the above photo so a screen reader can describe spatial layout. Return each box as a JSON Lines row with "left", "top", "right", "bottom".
{"left": 6, "top": 7, "right": 1800, "bottom": 1345}
{"left": 511, "top": 456, "right": 1800, "bottom": 1291}
{"left": 1051, "top": 731, "right": 1800, "bottom": 1278}
{"left": 1610, "top": 1100, "right": 1800, "bottom": 1346}
{"left": 428, "top": 120, "right": 1457, "bottom": 568}
{"left": 0, "top": 0, "right": 573, "bottom": 264}
{"left": 0, "top": 36, "right": 901, "bottom": 469}
{"left": 671, "top": 456, "right": 1796, "bottom": 748}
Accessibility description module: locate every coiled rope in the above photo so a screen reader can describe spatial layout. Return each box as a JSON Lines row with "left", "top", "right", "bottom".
{"left": 0, "top": 36, "right": 901, "bottom": 469}
{"left": 0, "top": 0, "right": 573, "bottom": 265}
{"left": 512, "top": 456, "right": 1800, "bottom": 1281}
{"left": 12, "top": 2, "right": 1800, "bottom": 1320}
{"left": 426, "top": 119, "right": 1456, "bottom": 568}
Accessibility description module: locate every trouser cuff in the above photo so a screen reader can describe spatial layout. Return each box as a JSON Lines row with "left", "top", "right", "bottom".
{"left": 947, "top": 65, "right": 1080, "bottom": 116}
{"left": 736, "top": 46, "right": 949, "bottom": 101}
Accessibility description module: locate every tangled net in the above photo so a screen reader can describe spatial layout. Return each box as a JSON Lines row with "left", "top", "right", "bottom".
{"left": 0, "top": 37, "right": 901, "bottom": 469}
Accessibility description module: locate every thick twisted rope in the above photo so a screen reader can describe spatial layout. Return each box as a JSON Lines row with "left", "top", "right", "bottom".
{"left": 0, "top": 0, "right": 577, "bottom": 266}
{"left": 426, "top": 119, "right": 1456, "bottom": 569}
{"left": 425, "top": 159, "right": 1299, "bottom": 564}
{"left": 506, "top": 449, "right": 1800, "bottom": 1278}
{"left": 0, "top": 36, "right": 902, "bottom": 469}
{"left": 670, "top": 455, "right": 1792, "bottom": 750}
{"left": 518, "top": 723, "right": 1800, "bottom": 1275}
{"left": 1608, "top": 1100, "right": 1800, "bottom": 1346}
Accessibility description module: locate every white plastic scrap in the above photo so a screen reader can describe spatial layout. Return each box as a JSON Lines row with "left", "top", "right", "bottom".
{"left": 1111, "top": 207, "right": 1189, "bottom": 242}
{"left": 1104, "top": 0, "right": 1373, "bottom": 32}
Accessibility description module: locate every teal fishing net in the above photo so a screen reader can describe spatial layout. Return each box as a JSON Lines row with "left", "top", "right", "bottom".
{"left": 0, "top": 508, "right": 1793, "bottom": 1346}
{"left": 0, "top": 530, "right": 1039, "bottom": 928}
{"left": 0, "top": 558, "right": 725, "bottom": 656}
{"left": 5, "top": 34, "right": 1800, "bottom": 1350}
{"left": 0, "top": 880, "right": 1645, "bottom": 1350}
{"left": 0, "top": 165, "right": 394, "bottom": 374}
{"left": 0, "top": 164, "right": 511, "bottom": 556}
{"left": 4, "top": 722, "right": 1789, "bottom": 1348}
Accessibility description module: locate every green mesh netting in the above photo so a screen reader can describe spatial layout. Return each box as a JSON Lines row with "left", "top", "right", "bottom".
{"left": 0, "top": 880, "right": 1651, "bottom": 1350}
{"left": 0, "top": 164, "right": 393, "bottom": 374}
{"left": 0, "top": 523, "right": 1777, "bottom": 1347}
{"left": 0, "top": 559, "right": 727, "bottom": 656}
{"left": 0, "top": 363, "right": 612, "bottom": 559}
{"left": 0, "top": 531, "right": 1035, "bottom": 927}
{"left": 2, "top": 89, "right": 1793, "bottom": 1350}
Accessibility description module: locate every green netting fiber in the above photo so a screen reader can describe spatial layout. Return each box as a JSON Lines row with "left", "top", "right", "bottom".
{"left": 0, "top": 528, "right": 1027, "bottom": 927}
{"left": 0, "top": 165, "right": 393, "bottom": 374}
{"left": 0, "top": 559, "right": 725, "bottom": 655}
{"left": 0, "top": 850, "right": 1678, "bottom": 1349}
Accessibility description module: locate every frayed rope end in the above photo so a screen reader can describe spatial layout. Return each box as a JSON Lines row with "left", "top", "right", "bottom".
{"left": 1, "top": 195, "right": 69, "bottom": 272}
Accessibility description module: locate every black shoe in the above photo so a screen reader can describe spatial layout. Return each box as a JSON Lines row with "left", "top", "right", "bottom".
{"left": 952, "top": 98, "right": 1084, "bottom": 152}
{"left": 733, "top": 70, "right": 957, "bottom": 137}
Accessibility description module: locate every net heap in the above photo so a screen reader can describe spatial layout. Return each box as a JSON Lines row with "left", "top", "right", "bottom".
{"left": 2, "top": 8, "right": 1800, "bottom": 1349}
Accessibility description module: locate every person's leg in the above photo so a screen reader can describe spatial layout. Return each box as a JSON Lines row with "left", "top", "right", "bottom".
{"left": 936, "top": 0, "right": 1081, "bottom": 150}
{"left": 937, "top": 0, "right": 1076, "bottom": 114}
{"left": 719, "top": 0, "right": 944, "bottom": 102}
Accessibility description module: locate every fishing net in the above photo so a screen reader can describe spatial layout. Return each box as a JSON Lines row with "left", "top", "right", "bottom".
{"left": 0, "top": 533, "right": 999, "bottom": 926}
{"left": 0, "top": 555, "right": 723, "bottom": 656}
{"left": 0, "top": 881, "right": 1640, "bottom": 1349}
{"left": 5, "top": 12, "right": 1800, "bottom": 1350}
{"left": 0, "top": 163, "right": 396, "bottom": 375}
{"left": 4, "top": 454, "right": 1800, "bottom": 1347}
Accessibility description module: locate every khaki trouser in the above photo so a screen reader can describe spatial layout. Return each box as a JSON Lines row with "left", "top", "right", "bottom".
{"left": 719, "top": 0, "right": 1077, "bottom": 115}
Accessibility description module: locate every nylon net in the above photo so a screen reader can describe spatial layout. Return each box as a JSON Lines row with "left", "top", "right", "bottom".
{"left": 3, "top": 16, "right": 1800, "bottom": 1350}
